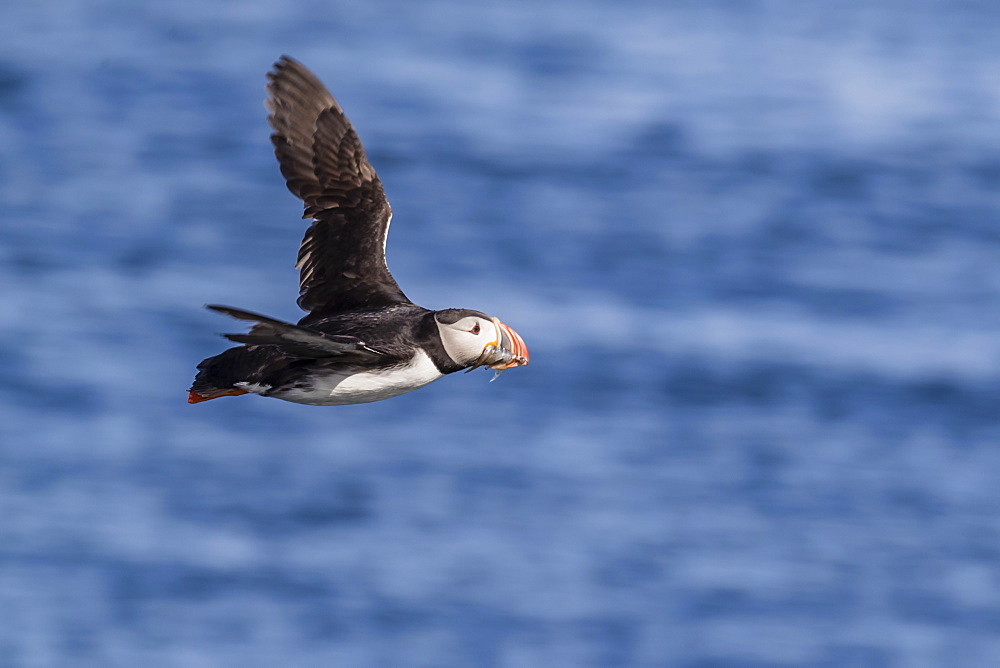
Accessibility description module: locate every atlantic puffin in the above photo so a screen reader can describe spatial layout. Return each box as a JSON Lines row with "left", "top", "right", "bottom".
{"left": 188, "top": 56, "right": 529, "bottom": 406}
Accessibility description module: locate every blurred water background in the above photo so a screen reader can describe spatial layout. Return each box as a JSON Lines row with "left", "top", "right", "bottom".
{"left": 3, "top": 1, "right": 1000, "bottom": 666}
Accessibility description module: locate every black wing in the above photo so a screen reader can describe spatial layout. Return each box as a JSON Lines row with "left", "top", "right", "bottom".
{"left": 208, "top": 305, "right": 385, "bottom": 360}
{"left": 266, "top": 56, "right": 410, "bottom": 321}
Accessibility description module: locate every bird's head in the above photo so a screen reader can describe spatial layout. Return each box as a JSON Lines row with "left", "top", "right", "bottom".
{"left": 434, "top": 309, "right": 530, "bottom": 379}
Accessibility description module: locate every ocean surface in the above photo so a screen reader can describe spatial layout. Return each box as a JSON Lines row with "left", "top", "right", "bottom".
{"left": 3, "top": 1, "right": 1000, "bottom": 666}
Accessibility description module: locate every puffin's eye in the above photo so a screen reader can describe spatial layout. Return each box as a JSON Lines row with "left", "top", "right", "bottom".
{"left": 470, "top": 322, "right": 481, "bottom": 335}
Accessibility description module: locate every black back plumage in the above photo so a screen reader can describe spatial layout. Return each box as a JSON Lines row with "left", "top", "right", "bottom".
{"left": 266, "top": 56, "right": 410, "bottom": 321}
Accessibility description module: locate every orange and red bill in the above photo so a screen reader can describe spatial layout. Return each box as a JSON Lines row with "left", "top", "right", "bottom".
{"left": 492, "top": 319, "right": 529, "bottom": 370}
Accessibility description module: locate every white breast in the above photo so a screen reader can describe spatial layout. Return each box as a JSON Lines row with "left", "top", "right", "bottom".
{"left": 271, "top": 350, "right": 444, "bottom": 406}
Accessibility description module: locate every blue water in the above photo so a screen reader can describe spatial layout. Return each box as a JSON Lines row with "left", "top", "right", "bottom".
{"left": 3, "top": 1, "right": 1000, "bottom": 665}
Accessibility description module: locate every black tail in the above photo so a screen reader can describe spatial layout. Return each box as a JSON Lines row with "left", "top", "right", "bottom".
{"left": 188, "top": 345, "right": 287, "bottom": 403}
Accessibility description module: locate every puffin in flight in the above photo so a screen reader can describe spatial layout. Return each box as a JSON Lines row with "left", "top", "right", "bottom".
{"left": 189, "top": 56, "right": 529, "bottom": 406}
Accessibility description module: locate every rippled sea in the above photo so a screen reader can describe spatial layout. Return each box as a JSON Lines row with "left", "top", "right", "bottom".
{"left": 3, "top": 1, "right": 1000, "bottom": 666}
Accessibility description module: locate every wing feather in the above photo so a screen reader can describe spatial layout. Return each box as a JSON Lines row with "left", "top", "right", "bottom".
{"left": 266, "top": 56, "right": 409, "bottom": 320}
{"left": 207, "top": 305, "right": 385, "bottom": 359}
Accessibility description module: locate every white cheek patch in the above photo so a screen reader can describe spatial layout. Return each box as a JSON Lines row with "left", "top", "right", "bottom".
{"left": 485, "top": 320, "right": 500, "bottom": 347}
{"left": 437, "top": 319, "right": 482, "bottom": 366}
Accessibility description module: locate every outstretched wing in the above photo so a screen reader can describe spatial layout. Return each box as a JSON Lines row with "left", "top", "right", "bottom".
{"left": 208, "top": 305, "right": 385, "bottom": 359}
{"left": 266, "top": 56, "right": 410, "bottom": 320}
